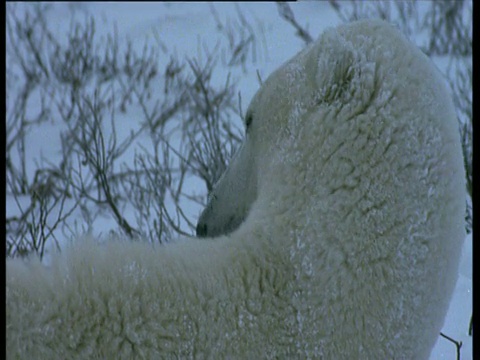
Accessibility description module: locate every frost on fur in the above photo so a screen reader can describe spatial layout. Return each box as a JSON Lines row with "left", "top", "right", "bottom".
{"left": 7, "top": 19, "right": 465, "bottom": 359}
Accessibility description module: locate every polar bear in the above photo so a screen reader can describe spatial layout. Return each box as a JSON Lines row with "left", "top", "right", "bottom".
{"left": 7, "top": 19, "right": 465, "bottom": 359}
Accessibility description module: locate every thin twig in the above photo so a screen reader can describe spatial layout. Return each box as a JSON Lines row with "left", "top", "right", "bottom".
{"left": 439, "top": 332, "right": 462, "bottom": 360}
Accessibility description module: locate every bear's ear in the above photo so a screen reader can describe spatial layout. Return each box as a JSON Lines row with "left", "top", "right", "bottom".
{"left": 308, "top": 28, "right": 375, "bottom": 106}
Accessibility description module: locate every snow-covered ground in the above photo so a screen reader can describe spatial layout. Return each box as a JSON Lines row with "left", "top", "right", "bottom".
{"left": 6, "top": 3, "right": 472, "bottom": 359}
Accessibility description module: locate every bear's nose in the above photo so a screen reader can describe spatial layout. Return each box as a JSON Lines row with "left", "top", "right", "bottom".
{"left": 196, "top": 222, "right": 208, "bottom": 238}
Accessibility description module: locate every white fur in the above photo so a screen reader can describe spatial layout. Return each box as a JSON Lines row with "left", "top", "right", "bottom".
{"left": 7, "top": 19, "right": 465, "bottom": 359}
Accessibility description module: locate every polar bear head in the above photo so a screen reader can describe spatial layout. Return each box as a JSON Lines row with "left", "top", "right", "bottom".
{"left": 196, "top": 19, "right": 465, "bottom": 358}
{"left": 197, "top": 19, "right": 464, "bottom": 241}
{"left": 196, "top": 25, "right": 366, "bottom": 238}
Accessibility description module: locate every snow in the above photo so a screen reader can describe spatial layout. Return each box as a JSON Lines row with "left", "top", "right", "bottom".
{"left": 6, "top": 3, "right": 472, "bottom": 359}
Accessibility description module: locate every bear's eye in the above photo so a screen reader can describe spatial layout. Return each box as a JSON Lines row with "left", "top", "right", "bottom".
{"left": 245, "top": 113, "right": 253, "bottom": 131}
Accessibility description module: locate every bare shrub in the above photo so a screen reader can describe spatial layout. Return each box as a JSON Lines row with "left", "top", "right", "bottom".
{"left": 6, "top": 3, "right": 257, "bottom": 256}
{"left": 276, "top": 2, "right": 313, "bottom": 45}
